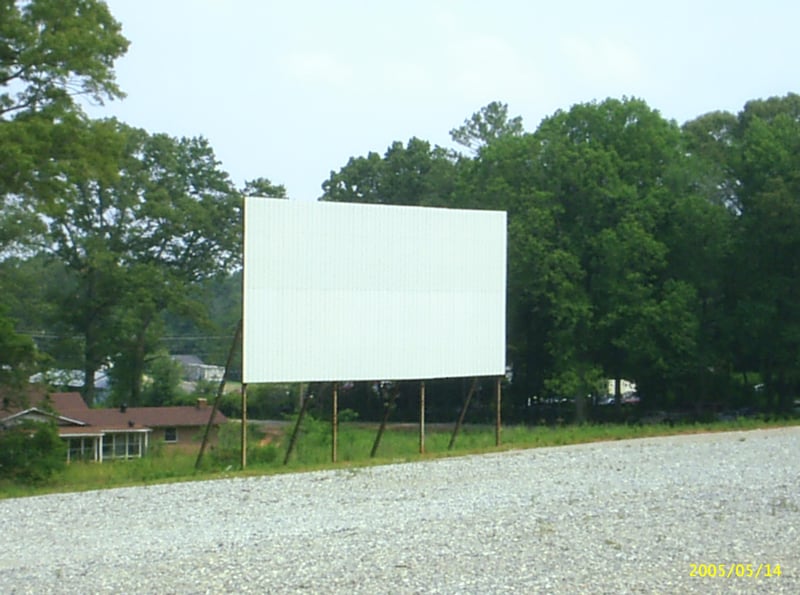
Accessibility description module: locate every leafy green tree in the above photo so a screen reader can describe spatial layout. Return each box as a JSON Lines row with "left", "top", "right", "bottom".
{"left": 460, "top": 132, "right": 593, "bottom": 413}
{"left": 659, "top": 191, "right": 737, "bottom": 410}
{"left": 450, "top": 101, "right": 524, "bottom": 153}
{"left": 322, "top": 137, "right": 458, "bottom": 206}
{"left": 1, "top": 1, "right": 127, "bottom": 375}
{"left": 728, "top": 94, "right": 800, "bottom": 412}
{"left": 307, "top": 95, "right": 800, "bottom": 421}
{"left": 138, "top": 351, "right": 185, "bottom": 407}
{"left": 0, "top": 305, "right": 38, "bottom": 394}
{"left": 0, "top": 420, "right": 65, "bottom": 483}
{"left": 0, "top": 0, "right": 128, "bottom": 240}
{"left": 529, "top": 98, "right": 703, "bottom": 410}
{"left": 460, "top": 98, "right": 715, "bottom": 418}
{"left": 242, "top": 177, "right": 287, "bottom": 198}
{"left": 0, "top": 0, "right": 128, "bottom": 119}
{"left": 681, "top": 110, "right": 740, "bottom": 211}
{"left": 0, "top": 254, "right": 90, "bottom": 379}
{"left": 160, "top": 271, "right": 242, "bottom": 370}
{"left": 109, "top": 129, "right": 242, "bottom": 405}
{"left": 0, "top": 231, "right": 58, "bottom": 400}
{"left": 6, "top": 119, "right": 242, "bottom": 404}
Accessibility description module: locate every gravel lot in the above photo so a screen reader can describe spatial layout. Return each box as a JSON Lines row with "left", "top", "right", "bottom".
{"left": 1, "top": 426, "right": 798, "bottom": 594}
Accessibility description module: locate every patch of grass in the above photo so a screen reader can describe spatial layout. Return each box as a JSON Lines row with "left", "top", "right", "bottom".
{"left": 2, "top": 416, "right": 798, "bottom": 499}
{"left": 0, "top": 449, "right": 208, "bottom": 498}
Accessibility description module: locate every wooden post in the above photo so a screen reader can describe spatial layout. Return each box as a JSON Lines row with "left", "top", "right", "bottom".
{"left": 495, "top": 376, "right": 502, "bottom": 446}
{"left": 371, "top": 384, "right": 397, "bottom": 458}
{"left": 196, "top": 319, "right": 242, "bottom": 470}
{"left": 331, "top": 382, "right": 339, "bottom": 463}
{"left": 449, "top": 377, "right": 478, "bottom": 450}
{"left": 283, "top": 392, "right": 312, "bottom": 465}
{"left": 419, "top": 381, "right": 426, "bottom": 454}
{"left": 241, "top": 382, "right": 248, "bottom": 469}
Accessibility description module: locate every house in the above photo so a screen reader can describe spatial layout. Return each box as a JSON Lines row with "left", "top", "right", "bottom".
{"left": 171, "top": 355, "right": 225, "bottom": 383}
{"left": 0, "top": 391, "right": 227, "bottom": 463}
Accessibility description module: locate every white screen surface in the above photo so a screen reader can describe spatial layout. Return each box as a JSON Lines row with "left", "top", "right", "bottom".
{"left": 243, "top": 198, "right": 506, "bottom": 383}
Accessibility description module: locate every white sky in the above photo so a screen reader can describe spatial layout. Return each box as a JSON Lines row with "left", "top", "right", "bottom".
{"left": 85, "top": 0, "right": 800, "bottom": 201}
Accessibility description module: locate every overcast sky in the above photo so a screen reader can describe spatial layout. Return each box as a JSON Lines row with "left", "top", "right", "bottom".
{"left": 85, "top": 0, "right": 800, "bottom": 201}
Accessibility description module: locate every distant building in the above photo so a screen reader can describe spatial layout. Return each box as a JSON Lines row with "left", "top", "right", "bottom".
{"left": 29, "top": 368, "right": 112, "bottom": 400}
{"left": 171, "top": 355, "right": 225, "bottom": 383}
{"left": 607, "top": 379, "right": 637, "bottom": 395}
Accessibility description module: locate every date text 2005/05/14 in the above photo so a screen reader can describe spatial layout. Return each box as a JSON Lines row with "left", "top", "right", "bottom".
{"left": 690, "top": 563, "right": 782, "bottom": 579}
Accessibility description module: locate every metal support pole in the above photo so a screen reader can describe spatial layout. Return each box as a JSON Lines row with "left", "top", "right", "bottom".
{"left": 241, "top": 382, "right": 248, "bottom": 469}
{"left": 419, "top": 381, "right": 426, "bottom": 454}
{"left": 449, "top": 377, "right": 479, "bottom": 450}
{"left": 495, "top": 376, "right": 502, "bottom": 446}
{"left": 331, "top": 382, "right": 339, "bottom": 463}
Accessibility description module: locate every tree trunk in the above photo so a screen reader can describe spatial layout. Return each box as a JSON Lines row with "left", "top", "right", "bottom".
{"left": 82, "top": 360, "right": 97, "bottom": 406}
{"left": 128, "top": 312, "right": 155, "bottom": 406}
{"left": 128, "top": 333, "right": 147, "bottom": 406}
{"left": 81, "top": 268, "right": 105, "bottom": 407}
{"left": 575, "top": 390, "right": 587, "bottom": 423}
{"left": 82, "top": 308, "right": 100, "bottom": 407}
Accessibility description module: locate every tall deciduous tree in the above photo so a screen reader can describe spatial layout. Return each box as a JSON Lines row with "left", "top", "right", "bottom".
{"left": 530, "top": 98, "right": 703, "bottom": 411}
{"left": 321, "top": 137, "right": 457, "bottom": 206}
{"left": 450, "top": 101, "right": 524, "bottom": 153}
{"left": 729, "top": 94, "right": 800, "bottom": 411}
{"left": 8, "top": 119, "right": 242, "bottom": 404}
{"left": 0, "top": 0, "right": 128, "bottom": 216}
{"left": 0, "top": 0, "right": 128, "bottom": 119}
{"left": 306, "top": 95, "right": 800, "bottom": 421}
{"left": 461, "top": 98, "right": 711, "bottom": 417}
{"left": 242, "top": 177, "right": 287, "bottom": 198}
{"left": 0, "top": 0, "right": 127, "bottom": 383}
{"left": 0, "top": 305, "right": 37, "bottom": 397}
{"left": 460, "top": 131, "right": 597, "bottom": 413}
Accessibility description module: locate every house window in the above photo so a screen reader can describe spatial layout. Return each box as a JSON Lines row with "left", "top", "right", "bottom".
{"left": 127, "top": 433, "right": 141, "bottom": 458}
{"left": 68, "top": 437, "right": 95, "bottom": 462}
{"left": 115, "top": 434, "right": 127, "bottom": 458}
{"left": 102, "top": 435, "right": 113, "bottom": 459}
{"left": 164, "top": 427, "right": 178, "bottom": 443}
{"left": 101, "top": 433, "right": 146, "bottom": 460}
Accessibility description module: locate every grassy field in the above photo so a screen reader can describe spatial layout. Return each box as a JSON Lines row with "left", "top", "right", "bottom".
{"left": 2, "top": 415, "right": 798, "bottom": 499}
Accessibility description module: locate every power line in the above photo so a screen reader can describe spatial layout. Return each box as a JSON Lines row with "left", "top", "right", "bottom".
{"left": 17, "top": 331, "right": 234, "bottom": 341}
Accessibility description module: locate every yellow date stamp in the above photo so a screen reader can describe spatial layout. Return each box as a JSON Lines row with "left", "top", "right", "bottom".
{"left": 689, "top": 563, "right": 782, "bottom": 578}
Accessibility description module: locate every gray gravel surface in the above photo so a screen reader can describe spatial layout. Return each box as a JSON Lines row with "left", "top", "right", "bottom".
{"left": 1, "top": 427, "right": 798, "bottom": 594}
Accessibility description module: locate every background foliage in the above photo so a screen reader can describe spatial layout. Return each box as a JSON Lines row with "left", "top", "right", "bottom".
{"left": 1, "top": 1, "right": 799, "bottom": 428}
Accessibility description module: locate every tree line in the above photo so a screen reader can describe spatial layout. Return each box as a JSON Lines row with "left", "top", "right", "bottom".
{"left": 2, "top": 1, "right": 799, "bottom": 423}
{"left": 321, "top": 96, "right": 800, "bottom": 421}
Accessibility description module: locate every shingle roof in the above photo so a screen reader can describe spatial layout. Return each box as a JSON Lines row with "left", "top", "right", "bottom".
{"left": 46, "top": 392, "right": 90, "bottom": 414}
{"left": 2, "top": 391, "right": 227, "bottom": 435}
{"left": 74, "top": 404, "right": 227, "bottom": 429}
{"left": 0, "top": 385, "right": 49, "bottom": 414}
{"left": 1, "top": 390, "right": 89, "bottom": 417}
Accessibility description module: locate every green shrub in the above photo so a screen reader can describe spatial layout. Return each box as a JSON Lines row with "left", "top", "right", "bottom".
{"left": 0, "top": 421, "right": 66, "bottom": 483}
{"left": 218, "top": 383, "right": 298, "bottom": 419}
{"left": 209, "top": 422, "right": 277, "bottom": 467}
{"left": 248, "top": 443, "right": 279, "bottom": 465}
